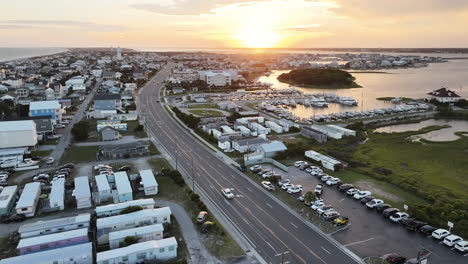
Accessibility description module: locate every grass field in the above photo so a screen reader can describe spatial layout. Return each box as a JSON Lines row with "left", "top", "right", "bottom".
{"left": 122, "top": 120, "right": 147, "bottom": 138}
{"left": 188, "top": 109, "right": 225, "bottom": 117}
{"left": 188, "top": 103, "right": 218, "bottom": 109}
{"left": 61, "top": 146, "right": 98, "bottom": 164}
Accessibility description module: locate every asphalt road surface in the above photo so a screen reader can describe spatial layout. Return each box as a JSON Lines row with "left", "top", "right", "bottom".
{"left": 138, "top": 63, "right": 363, "bottom": 264}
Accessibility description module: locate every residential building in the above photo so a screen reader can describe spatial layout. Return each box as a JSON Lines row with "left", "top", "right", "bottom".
{"left": 95, "top": 199, "right": 155, "bottom": 217}
{"left": 0, "top": 120, "right": 38, "bottom": 149}
{"left": 73, "top": 176, "right": 92, "bottom": 209}
{"left": 15, "top": 182, "right": 41, "bottom": 217}
{"left": 301, "top": 126, "right": 328, "bottom": 143}
{"left": 96, "top": 208, "right": 171, "bottom": 244}
{"left": 0, "top": 186, "right": 18, "bottom": 216}
{"left": 265, "top": 121, "right": 284, "bottom": 134}
{"left": 30, "top": 117, "right": 54, "bottom": 139}
{"left": 108, "top": 113, "right": 138, "bottom": 121}
{"left": 29, "top": 100, "right": 62, "bottom": 124}
{"left": 65, "top": 76, "right": 86, "bottom": 92}
{"left": 114, "top": 171, "right": 133, "bottom": 203}
{"left": 258, "top": 141, "right": 287, "bottom": 158}
{"left": 139, "top": 169, "right": 158, "bottom": 196}
{"left": 305, "top": 150, "right": 345, "bottom": 171}
{"left": 17, "top": 228, "right": 89, "bottom": 255}
{"left": 427, "top": 87, "right": 462, "bottom": 103}
{"left": 101, "top": 126, "right": 121, "bottom": 141}
{"left": 233, "top": 138, "right": 268, "bottom": 153}
{"left": 0, "top": 242, "right": 92, "bottom": 264}
{"left": 99, "top": 141, "right": 150, "bottom": 159}
{"left": 109, "top": 224, "right": 164, "bottom": 249}
{"left": 49, "top": 178, "right": 65, "bottom": 211}
{"left": 94, "top": 94, "right": 121, "bottom": 111}
{"left": 18, "top": 213, "right": 91, "bottom": 239}
{"left": 97, "top": 238, "right": 178, "bottom": 264}
{"left": 96, "top": 120, "right": 127, "bottom": 132}
{"left": 199, "top": 70, "right": 232, "bottom": 86}
{"left": 95, "top": 175, "right": 112, "bottom": 204}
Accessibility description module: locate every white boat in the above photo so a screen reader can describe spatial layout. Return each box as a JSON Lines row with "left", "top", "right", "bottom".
{"left": 338, "top": 97, "right": 358, "bottom": 106}
{"left": 16, "top": 159, "right": 39, "bottom": 168}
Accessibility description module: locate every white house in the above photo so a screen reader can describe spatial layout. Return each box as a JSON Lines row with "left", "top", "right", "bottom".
{"left": 305, "top": 150, "right": 345, "bottom": 171}
{"left": 0, "top": 120, "right": 38, "bottom": 149}
{"left": 199, "top": 70, "right": 232, "bottom": 86}
{"left": 65, "top": 76, "right": 86, "bottom": 92}
{"left": 108, "top": 224, "right": 164, "bottom": 249}
{"left": 95, "top": 175, "right": 112, "bottom": 204}
{"left": 15, "top": 182, "right": 41, "bottom": 217}
{"left": 139, "top": 170, "right": 158, "bottom": 196}
{"left": 49, "top": 178, "right": 65, "bottom": 211}
{"left": 73, "top": 176, "right": 92, "bottom": 209}
{"left": 95, "top": 199, "right": 155, "bottom": 217}
{"left": 427, "top": 87, "right": 462, "bottom": 103}
{"left": 97, "top": 238, "right": 177, "bottom": 264}
{"left": 96, "top": 208, "right": 171, "bottom": 245}
{"left": 114, "top": 171, "right": 133, "bottom": 203}
{"left": 232, "top": 138, "right": 268, "bottom": 153}
{"left": 18, "top": 213, "right": 91, "bottom": 239}
{"left": 0, "top": 242, "right": 93, "bottom": 264}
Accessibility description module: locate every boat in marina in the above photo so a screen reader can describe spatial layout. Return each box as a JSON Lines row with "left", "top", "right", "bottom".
{"left": 337, "top": 97, "right": 358, "bottom": 106}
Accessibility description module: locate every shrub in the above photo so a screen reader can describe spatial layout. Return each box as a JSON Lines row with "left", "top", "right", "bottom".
{"left": 120, "top": 206, "right": 143, "bottom": 215}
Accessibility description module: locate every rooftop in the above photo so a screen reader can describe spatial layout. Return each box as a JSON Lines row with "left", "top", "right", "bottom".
{"left": 18, "top": 213, "right": 91, "bottom": 234}
{"left": 74, "top": 176, "right": 91, "bottom": 198}
{"left": 114, "top": 171, "right": 132, "bottom": 194}
{"left": 97, "top": 207, "right": 171, "bottom": 228}
{"left": 0, "top": 186, "right": 18, "bottom": 209}
{"left": 139, "top": 169, "right": 158, "bottom": 187}
{"left": 428, "top": 87, "right": 461, "bottom": 98}
{"left": 15, "top": 182, "right": 41, "bottom": 209}
{"left": 17, "top": 228, "right": 88, "bottom": 248}
{"left": 109, "top": 224, "right": 163, "bottom": 241}
{"left": 29, "top": 100, "right": 61, "bottom": 110}
{"left": 95, "top": 198, "right": 155, "bottom": 214}
{"left": 0, "top": 120, "right": 35, "bottom": 132}
{"left": 94, "top": 94, "right": 121, "bottom": 101}
{"left": 97, "top": 237, "right": 177, "bottom": 261}
{"left": 0, "top": 243, "right": 92, "bottom": 264}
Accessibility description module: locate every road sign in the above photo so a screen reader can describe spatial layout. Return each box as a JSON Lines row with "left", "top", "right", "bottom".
{"left": 448, "top": 221, "right": 454, "bottom": 228}
{"left": 403, "top": 204, "right": 409, "bottom": 211}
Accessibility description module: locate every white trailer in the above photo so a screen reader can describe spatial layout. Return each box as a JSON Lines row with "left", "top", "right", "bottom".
{"left": 15, "top": 182, "right": 41, "bottom": 217}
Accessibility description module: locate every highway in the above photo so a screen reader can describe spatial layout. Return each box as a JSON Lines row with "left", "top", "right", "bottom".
{"left": 138, "top": 63, "right": 363, "bottom": 264}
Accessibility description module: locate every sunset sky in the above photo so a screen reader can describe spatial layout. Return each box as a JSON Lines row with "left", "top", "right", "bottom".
{"left": 1, "top": 0, "right": 467, "bottom": 49}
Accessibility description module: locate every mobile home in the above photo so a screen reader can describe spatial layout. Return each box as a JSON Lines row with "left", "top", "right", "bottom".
{"left": 305, "top": 150, "right": 345, "bottom": 171}
{"left": 17, "top": 228, "right": 89, "bottom": 255}
{"left": 0, "top": 186, "right": 18, "bottom": 216}
{"left": 73, "top": 176, "right": 92, "bottom": 209}
{"left": 49, "top": 178, "right": 65, "bottom": 211}
{"left": 18, "top": 213, "right": 91, "bottom": 239}
{"left": 0, "top": 242, "right": 92, "bottom": 264}
{"left": 97, "top": 238, "right": 178, "bottom": 264}
{"left": 15, "top": 182, "right": 41, "bottom": 217}
{"left": 95, "top": 174, "right": 111, "bottom": 204}
{"left": 139, "top": 170, "right": 158, "bottom": 196}
{"left": 109, "top": 224, "right": 164, "bottom": 249}
{"left": 114, "top": 171, "right": 133, "bottom": 203}
{"left": 95, "top": 198, "right": 155, "bottom": 218}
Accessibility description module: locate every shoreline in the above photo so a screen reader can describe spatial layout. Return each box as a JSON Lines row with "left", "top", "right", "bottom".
{"left": 0, "top": 48, "right": 69, "bottom": 63}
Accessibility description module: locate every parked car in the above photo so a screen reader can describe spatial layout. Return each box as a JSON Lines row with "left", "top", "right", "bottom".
{"left": 287, "top": 185, "right": 303, "bottom": 194}
{"left": 320, "top": 175, "right": 333, "bottom": 182}
{"left": 0, "top": 181, "right": 8, "bottom": 186}
{"left": 60, "top": 163, "right": 74, "bottom": 169}
{"left": 46, "top": 157, "right": 55, "bottom": 165}
{"left": 250, "top": 165, "right": 262, "bottom": 172}
{"left": 443, "top": 235, "right": 463, "bottom": 247}
{"left": 317, "top": 205, "right": 334, "bottom": 215}
{"left": 196, "top": 211, "right": 208, "bottom": 223}
{"left": 326, "top": 177, "right": 340, "bottom": 186}
{"left": 33, "top": 175, "right": 49, "bottom": 181}
{"left": 431, "top": 229, "right": 450, "bottom": 240}
{"left": 353, "top": 191, "right": 372, "bottom": 200}
{"left": 261, "top": 181, "right": 275, "bottom": 191}
{"left": 237, "top": 165, "right": 247, "bottom": 172}
{"left": 346, "top": 188, "right": 360, "bottom": 196}
{"left": 221, "top": 188, "right": 234, "bottom": 199}
{"left": 261, "top": 171, "right": 274, "bottom": 178}
{"left": 403, "top": 220, "right": 427, "bottom": 231}
{"left": 360, "top": 196, "right": 375, "bottom": 204}
{"left": 375, "top": 203, "right": 392, "bottom": 213}
{"left": 299, "top": 164, "right": 309, "bottom": 171}
{"left": 366, "top": 199, "right": 384, "bottom": 209}
{"left": 298, "top": 194, "right": 305, "bottom": 202}
{"left": 54, "top": 124, "right": 66, "bottom": 129}
{"left": 338, "top": 184, "right": 354, "bottom": 192}
{"left": 383, "top": 253, "right": 407, "bottom": 264}
{"left": 382, "top": 208, "right": 400, "bottom": 218}
{"left": 418, "top": 225, "right": 437, "bottom": 236}
{"left": 314, "top": 184, "right": 323, "bottom": 196}
{"left": 0, "top": 175, "right": 8, "bottom": 181}
{"left": 281, "top": 183, "right": 293, "bottom": 190}
{"left": 294, "top": 161, "right": 306, "bottom": 167}
{"left": 310, "top": 170, "right": 323, "bottom": 176}
{"left": 311, "top": 200, "right": 325, "bottom": 211}
{"left": 278, "top": 179, "right": 291, "bottom": 187}
{"left": 47, "top": 134, "right": 61, "bottom": 140}
{"left": 322, "top": 210, "right": 340, "bottom": 221}
{"left": 390, "top": 212, "right": 410, "bottom": 223}
{"left": 118, "top": 166, "right": 131, "bottom": 172}
{"left": 455, "top": 240, "right": 468, "bottom": 253}
{"left": 257, "top": 169, "right": 269, "bottom": 176}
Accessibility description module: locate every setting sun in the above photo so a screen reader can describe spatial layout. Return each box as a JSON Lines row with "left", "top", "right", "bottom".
{"left": 237, "top": 25, "right": 280, "bottom": 48}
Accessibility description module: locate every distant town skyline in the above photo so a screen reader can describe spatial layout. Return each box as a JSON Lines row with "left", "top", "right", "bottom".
{"left": 1, "top": 0, "right": 468, "bottom": 48}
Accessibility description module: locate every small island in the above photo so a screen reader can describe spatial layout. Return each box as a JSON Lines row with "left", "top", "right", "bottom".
{"left": 277, "top": 68, "right": 361, "bottom": 89}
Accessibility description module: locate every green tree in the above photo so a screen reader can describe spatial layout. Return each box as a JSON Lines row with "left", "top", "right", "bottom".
{"left": 71, "top": 120, "right": 90, "bottom": 141}
{"left": 121, "top": 236, "right": 139, "bottom": 247}
{"left": 304, "top": 191, "right": 314, "bottom": 204}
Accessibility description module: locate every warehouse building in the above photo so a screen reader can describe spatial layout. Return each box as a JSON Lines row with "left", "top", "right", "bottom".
{"left": 0, "top": 120, "right": 38, "bottom": 149}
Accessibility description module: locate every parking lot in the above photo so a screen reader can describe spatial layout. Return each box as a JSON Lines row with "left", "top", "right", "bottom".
{"left": 256, "top": 164, "right": 467, "bottom": 263}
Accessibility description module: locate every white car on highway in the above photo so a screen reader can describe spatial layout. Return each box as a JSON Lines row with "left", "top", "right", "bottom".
{"left": 443, "top": 235, "right": 463, "bottom": 247}
{"left": 287, "top": 185, "right": 303, "bottom": 194}
{"left": 366, "top": 199, "right": 384, "bottom": 208}
{"left": 432, "top": 229, "right": 450, "bottom": 240}
{"left": 261, "top": 181, "right": 275, "bottom": 191}
{"left": 389, "top": 212, "right": 410, "bottom": 223}
{"left": 221, "top": 188, "right": 234, "bottom": 199}
{"left": 353, "top": 190, "right": 372, "bottom": 199}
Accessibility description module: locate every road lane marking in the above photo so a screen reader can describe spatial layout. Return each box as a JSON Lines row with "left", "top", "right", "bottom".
{"left": 321, "top": 246, "right": 331, "bottom": 254}
{"left": 344, "top": 238, "right": 375, "bottom": 247}
{"left": 266, "top": 203, "right": 273, "bottom": 208}
{"left": 266, "top": 241, "right": 275, "bottom": 250}
{"left": 338, "top": 199, "right": 345, "bottom": 203}
{"left": 290, "top": 222, "right": 298, "bottom": 229}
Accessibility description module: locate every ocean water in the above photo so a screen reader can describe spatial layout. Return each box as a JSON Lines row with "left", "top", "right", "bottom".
{"left": 0, "top": 48, "right": 67, "bottom": 62}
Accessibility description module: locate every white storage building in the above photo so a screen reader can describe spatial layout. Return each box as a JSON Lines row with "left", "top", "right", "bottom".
{"left": 139, "top": 170, "right": 158, "bottom": 196}
{"left": 305, "top": 150, "right": 345, "bottom": 171}
{"left": 96, "top": 208, "right": 171, "bottom": 245}
{"left": 95, "top": 175, "right": 112, "bottom": 204}
{"left": 114, "top": 171, "right": 133, "bottom": 203}
{"left": 265, "top": 121, "right": 283, "bottom": 134}
{"left": 73, "top": 176, "right": 92, "bottom": 209}
{"left": 326, "top": 124, "right": 357, "bottom": 137}
{"left": 49, "top": 178, "right": 65, "bottom": 211}
{"left": 97, "top": 238, "right": 178, "bottom": 264}
{"left": 0, "top": 120, "right": 38, "bottom": 149}
{"left": 109, "top": 224, "right": 164, "bottom": 249}
{"left": 248, "top": 122, "right": 270, "bottom": 135}
{"left": 15, "top": 182, "right": 41, "bottom": 217}
{"left": 18, "top": 213, "right": 91, "bottom": 239}
{"left": 0, "top": 242, "right": 93, "bottom": 264}
{"left": 95, "top": 198, "right": 155, "bottom": 217}
{"left": 0, "top": 185, "right": 18, "bottom": 216}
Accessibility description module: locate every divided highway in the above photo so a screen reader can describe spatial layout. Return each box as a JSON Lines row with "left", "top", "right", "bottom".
{"left": 138, "top": 64, "right": 363, "bottom": 264}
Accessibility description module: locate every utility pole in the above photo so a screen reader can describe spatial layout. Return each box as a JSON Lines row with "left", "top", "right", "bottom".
{"left": 175, "top": 141, "right": 178, "bottom": 171}
{"left": 191, "top": 155, "right": 195, "bottom": 192}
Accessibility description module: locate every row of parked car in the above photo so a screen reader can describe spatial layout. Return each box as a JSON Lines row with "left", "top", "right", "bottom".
{"left": 294, "top": 160, "right": 468, "bottom": 255}
{"left": 32, "top": 163, "right": 75, "bottom": 185}
{"left": 250, "top": 165, "right": 304, "bottom": 194}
